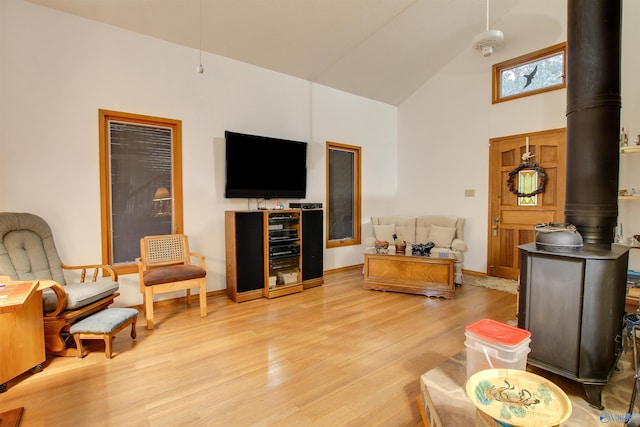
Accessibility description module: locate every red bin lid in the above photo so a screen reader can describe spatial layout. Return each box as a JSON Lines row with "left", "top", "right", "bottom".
{"left": 465, "top": 318, "right": 531, "bottom": 346}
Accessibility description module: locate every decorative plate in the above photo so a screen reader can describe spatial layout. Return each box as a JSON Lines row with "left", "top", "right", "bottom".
{"left": 465, "top": 369, "right": 572, "bottom": 426}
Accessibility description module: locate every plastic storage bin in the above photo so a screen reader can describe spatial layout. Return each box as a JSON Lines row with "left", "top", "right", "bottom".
{"left": 464, "top": 318, "right": 531, "bottom": 381}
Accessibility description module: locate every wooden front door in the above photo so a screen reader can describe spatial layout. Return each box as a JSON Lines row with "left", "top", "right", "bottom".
{"left": 488, "top": 128, "right": 566, "bottom": 280}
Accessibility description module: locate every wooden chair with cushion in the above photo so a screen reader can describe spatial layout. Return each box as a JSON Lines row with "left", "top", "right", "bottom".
{"left": 0, "top": 212, "right": 120, "bottom": 357}
{"left": 135, "top": 234, "right": 207, "bottom": 329}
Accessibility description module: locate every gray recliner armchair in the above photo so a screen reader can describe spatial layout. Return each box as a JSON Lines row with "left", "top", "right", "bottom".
{"left": 0, "top": 212, "right": 120, "bottom": 356}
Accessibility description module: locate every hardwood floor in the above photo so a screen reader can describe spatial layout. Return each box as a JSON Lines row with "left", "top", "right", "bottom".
{"left": 0, "top": 268, "right": 516, "bottom": 427}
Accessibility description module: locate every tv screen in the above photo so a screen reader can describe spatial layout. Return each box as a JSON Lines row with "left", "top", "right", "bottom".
{"left": 224, "top": 131, "right": 308, "bottom": 199}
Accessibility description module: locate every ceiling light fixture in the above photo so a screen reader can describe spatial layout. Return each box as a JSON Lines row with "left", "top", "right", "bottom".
{"left": 196, "top": 0, "right": 204, "bottom": 74}
{"left": 472, "top": 0, "right": 504, "bottom": 57}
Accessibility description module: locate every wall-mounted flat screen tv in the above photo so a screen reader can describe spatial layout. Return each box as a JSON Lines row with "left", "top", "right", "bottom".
{"left": 224, "top": 131, "right": 307, "bottom": 199}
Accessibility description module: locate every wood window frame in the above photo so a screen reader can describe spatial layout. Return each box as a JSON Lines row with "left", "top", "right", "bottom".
{"left": 326, "top": 141, "right": 361, "bottom": 248}
{"left": 99, "top": 109, "right": 183, "bottom": 275}
{"left": 492, "top": 42, "right": 566, "bottom": 104}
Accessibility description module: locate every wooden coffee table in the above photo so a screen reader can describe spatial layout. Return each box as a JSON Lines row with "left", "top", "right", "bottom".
{"left": 363, "top": 252, "right": 455, "bottom": 299}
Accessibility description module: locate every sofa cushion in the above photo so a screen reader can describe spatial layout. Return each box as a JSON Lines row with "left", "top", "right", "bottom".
{"left": 416, "top": 226, "right": 429, "bottom": 244}
{"left": 373, "top": 224, "right": 396, "bottom": 243}
{"left": 416, "top": 216, "right": 462, "bottom": 243}
{"left": 428, "top": 224, "right": 457, "bottom": 248}
{"left": 371, "top": 216, "right": 416, "bottom": 243}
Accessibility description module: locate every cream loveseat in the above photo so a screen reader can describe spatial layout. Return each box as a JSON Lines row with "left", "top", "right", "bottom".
{"left": 367, "top": 215, "right": 467, "bottom": 284}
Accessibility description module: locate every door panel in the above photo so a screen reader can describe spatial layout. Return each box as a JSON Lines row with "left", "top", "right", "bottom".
{"left": 488, "top": 129, "right": 566, "bottom": 280}
{"left": 501, "top": 210, "right": 555, "bottom": 224}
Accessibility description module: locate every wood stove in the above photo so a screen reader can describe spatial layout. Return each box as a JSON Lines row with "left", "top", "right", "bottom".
{"left": 518, "top": 242, "right": 629, "bottom": 408}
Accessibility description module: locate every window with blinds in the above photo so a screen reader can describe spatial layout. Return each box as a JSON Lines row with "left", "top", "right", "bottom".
{"left": 99, "top": 110, "right": 183, "bottom": 274}
{"left": 326, "top": 142, "right": 361, "bottom": 248}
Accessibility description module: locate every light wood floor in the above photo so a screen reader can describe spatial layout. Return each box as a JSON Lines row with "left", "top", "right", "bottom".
{"left": 1, "top": 268, "right": 516, "bottom": 427}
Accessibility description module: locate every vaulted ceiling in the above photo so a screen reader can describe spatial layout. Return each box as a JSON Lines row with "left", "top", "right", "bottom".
{"left": 26, "top": 0, "right": 549, "bottom": 105}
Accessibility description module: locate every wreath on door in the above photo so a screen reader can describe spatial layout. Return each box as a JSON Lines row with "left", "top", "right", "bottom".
{"left": 506, "top": 162, "right": 546, "bottom": 197}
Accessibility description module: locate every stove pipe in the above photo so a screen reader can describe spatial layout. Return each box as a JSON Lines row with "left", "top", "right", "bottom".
{"left": 565, "top": 0, "right": 622, "bottom": 246}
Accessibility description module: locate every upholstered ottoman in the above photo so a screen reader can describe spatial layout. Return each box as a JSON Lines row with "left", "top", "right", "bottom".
{"left": 70, "top": 308, "right": 138, "bottom": 359}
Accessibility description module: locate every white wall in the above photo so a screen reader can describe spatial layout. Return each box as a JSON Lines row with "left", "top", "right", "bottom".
{"left": 620, "top": 0, "right": 640, "bottom": 270}
{"left": 398, "top": 0, "right": 640, "bottom": 274}
{"left": 311, "top": 85, "right": 398, "bottom": 269}
{"left": 0, "top": 0, "right": 397, "bottom": 306}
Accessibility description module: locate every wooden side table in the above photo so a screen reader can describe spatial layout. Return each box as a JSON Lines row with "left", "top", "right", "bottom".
{"left": 0, "top": 280, "right": 45, "bottom": 393}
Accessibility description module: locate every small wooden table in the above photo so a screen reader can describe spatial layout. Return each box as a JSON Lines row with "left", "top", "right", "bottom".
{"left": 0, "top": 280, "right": 45, "bottom": 393}
{"left": 363, "top": 252, "right": 455, "bottom": 299}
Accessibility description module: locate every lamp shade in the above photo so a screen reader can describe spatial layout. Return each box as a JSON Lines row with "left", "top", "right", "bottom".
{"left": 153, "top": 187, "right": 171, "bottom": 201}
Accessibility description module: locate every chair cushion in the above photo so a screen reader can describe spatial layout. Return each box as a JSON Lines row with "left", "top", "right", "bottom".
{"left": 142, "top": 265, "right": 206, "bottom": 286}
{"left": 0, "top": 212, "right": 66, "bottom": 285}
{"left": 70, "top": 308, "right": 138, "bottom": 334}
{"left": 42, "top": 280, "right": 120, "bottom": 312}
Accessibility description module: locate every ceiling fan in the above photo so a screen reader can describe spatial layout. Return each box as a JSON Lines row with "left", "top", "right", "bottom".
{"left": 472, "top": 0, "right": 504, "bottom": 57}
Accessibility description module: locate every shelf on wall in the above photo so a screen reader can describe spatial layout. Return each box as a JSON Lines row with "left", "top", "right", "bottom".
{"left": 617, "top": 244, "right": 640, "bottom": 249}
{"left": 619, "top": 196, "right": 640, "bottom": 200}
{"left": 620, "top": 146, "right": 640, "bottom": 154}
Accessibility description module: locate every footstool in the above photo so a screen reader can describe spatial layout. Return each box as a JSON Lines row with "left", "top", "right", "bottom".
{"left": 70, "top": 308, "right": 138, "bottom": 359}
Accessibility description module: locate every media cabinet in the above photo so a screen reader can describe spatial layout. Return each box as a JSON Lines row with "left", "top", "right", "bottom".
{"left": 225, "top": 209, "right": 324, "bottom": 302}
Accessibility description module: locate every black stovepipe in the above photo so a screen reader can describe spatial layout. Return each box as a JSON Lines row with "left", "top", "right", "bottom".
{"left": 565, "top": 0, "right": 622, "bottom": 246}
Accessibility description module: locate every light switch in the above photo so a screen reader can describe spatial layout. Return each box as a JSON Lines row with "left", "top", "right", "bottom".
{"left": 465, "top": 189, "right": 475, "bottom": 197}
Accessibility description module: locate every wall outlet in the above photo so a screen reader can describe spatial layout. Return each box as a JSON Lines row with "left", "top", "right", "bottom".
{"left": 465, "top": 189, "right": 475, "bottom": 197}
